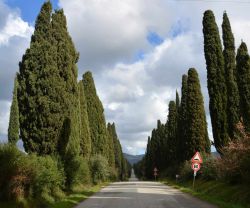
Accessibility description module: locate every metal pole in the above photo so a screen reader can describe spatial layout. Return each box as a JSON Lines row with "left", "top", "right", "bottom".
{"left": 193, "top": 172, "right": 196, "bottom": 189}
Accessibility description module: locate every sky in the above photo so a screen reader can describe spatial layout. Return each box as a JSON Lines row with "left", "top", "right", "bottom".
{"left": 1, "top": 0, "right": 250, "bottom": 155}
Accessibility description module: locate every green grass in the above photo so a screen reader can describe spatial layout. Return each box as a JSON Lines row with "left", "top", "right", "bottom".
{"left": 0, "top": 183, "right": 108, "bottom": 208}
{"left": 51, "top": 183, "right": 108, "bottom": 208}
{"left": 162, "top": 179, "right": 250, "bottom": 208}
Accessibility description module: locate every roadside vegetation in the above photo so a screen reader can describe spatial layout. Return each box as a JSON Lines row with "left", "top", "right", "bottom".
{"left": 0, "top": 1, "right": 131, "bottom": 207}
{"left": 134, "top": 9, "right": 250, "bottom": 207}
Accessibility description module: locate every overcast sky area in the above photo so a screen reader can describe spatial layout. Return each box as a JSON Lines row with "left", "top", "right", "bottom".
{"left": 1, "top": 0, "right": 250, "bottom": 155}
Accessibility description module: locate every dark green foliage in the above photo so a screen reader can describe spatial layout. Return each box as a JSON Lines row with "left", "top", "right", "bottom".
{"left": 18, "top": 2, "right": 80, "bottom": 155}
{"left": 8, "top": 75, "right": 19, "bottom": 144}
{"left": 166, "top": 101, "right": 177, "bottom": 164}
{"left": 222, "top": 12, "right": 240, "bottom": 139}
{"left": 18, "top": 1, "right": 58, "bottom": 154}
{"left": 78, "top": 81, "right": 91, "bottom": 158}
{"left": 83, "top": 71, "right": 109, "bottom": 158}
{"left": 185, "top": 68, "right": 210, "bottom": 159}
{"left": 106, "top": 123, "right": 116, "bottom": 169}
{"left": 203, "top": 10, "right": 229, "bottom": 152}
{"left": 176, "top": 90, "right": 180, "bottom": 112}
{"left": 107, "top": 122, "right": 129, "bottom": 180}
{"left": 178, "top": 75, "right": 188, "bottom": 162}
{"left": 236, "top": 42, "right": 250, "bottom": 131}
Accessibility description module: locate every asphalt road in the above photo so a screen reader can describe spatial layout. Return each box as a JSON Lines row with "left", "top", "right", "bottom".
{"left": 75, "top": 170, "right": 216, "bottom": 208}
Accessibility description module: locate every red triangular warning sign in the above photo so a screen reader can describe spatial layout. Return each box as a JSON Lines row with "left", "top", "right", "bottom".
{"left": 191, "top": 152, "right": 203, "bottom": 163}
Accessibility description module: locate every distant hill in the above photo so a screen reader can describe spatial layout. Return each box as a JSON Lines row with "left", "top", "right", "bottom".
{"left": 123, "top": 153, "right": 144, "bottom": 165}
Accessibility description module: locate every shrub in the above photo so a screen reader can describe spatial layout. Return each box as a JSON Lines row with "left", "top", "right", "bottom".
{"left": 64, "top": 155, "right": 91, "bottom": 190}
{"left": 216, "top": 122, "right": 250, "bottom": 184}
{"left": 90, "top": 155, "right": 110, "bottom": 184}
{"left": 30, "top": 155, "right": 65, "bottom": 204}
{"left": 199, "top": 153, "right": 218, "bottom": 180}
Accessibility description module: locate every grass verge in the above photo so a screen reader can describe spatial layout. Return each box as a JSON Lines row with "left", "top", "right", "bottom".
{"left": 162, "top": 179, "right": 250, "bottom": 208}
{"left": 0, "top": 183, "right": 108, "bottom": 208}
{"left": 51, "top": 183, "right": 108, "bottom": 208}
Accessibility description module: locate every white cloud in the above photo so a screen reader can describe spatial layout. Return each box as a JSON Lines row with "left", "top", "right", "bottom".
{"left": 0, "top": 1, "right": 33, "bottom": 142}
{"left": 0, "top": 101, "right": 10, "bottom": 137}
{"left": 0, "top": 14, "right": 33, "bottom": 45}
{"left": 2, "top": 0, "right": 250, "bottom": 154}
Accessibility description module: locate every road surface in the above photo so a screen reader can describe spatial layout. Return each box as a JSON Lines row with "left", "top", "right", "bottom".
{"left": 75, "top": 170, "right": 216, "bottom": 208}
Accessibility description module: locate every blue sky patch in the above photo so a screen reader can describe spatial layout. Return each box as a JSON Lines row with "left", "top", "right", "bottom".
{"left": 134, "top": 50, "right": 145, "bottom": 61}
{"left": 5, "top": 0, "right": 59, "bottom": 24}
{"left": 147, "top": 32, "right": 164, "bottom": 46}
{"left": 169, "top": 19, "right": 190, "bottom": 38}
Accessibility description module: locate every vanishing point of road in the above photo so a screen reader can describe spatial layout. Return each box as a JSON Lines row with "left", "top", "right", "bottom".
{"left": 75, "top": 170, "right": 216, "bottom": 208}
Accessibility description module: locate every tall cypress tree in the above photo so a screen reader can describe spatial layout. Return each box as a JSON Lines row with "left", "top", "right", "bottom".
{"left": 83, "top": 71, "right": 109, "bottom": 158}
{"left": 8, "top": 75, "right": 19, "bottom": 144}
{"left": 78, "top": 80, "right": 91, "bottom": 158}
{"left": 175, "top": 91, "right": 180, "bottom": 112}
{"left": 178, "top": 75, "right": 188, "bottom": 162}
{"left": 106, "top": 123, "right": 115, "bottom": 168}
{"left": 52, "top": 9, "right": 80, "bottom": 157}
{"left": 203, "top": 10, "right": 228, "bottom": 153}
{"left": 185, "top": 68, "right": 210, "bottom": 159}
{"left": 222, "top": 12, "right": 240, "bottom": 139}
{"left": 166, "top": 101, "right": 177, "bottom": 165}
{"left": 236, "top": 42, "right": 250, "bottom": 131}
{"left": 18, "top": 1, "right": 58, "bottom": 154}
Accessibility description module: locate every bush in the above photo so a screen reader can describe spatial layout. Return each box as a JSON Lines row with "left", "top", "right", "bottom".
{"left": 0, "top": 144, "right": 28, "bottom": 200}
{"left": 64, "top": 155, "right": 91, "bottom": 190}
{"left": 90, "top": 155, "right": 110, "bottom": 184}
{"left": 30, "top": 155, "right": 65, "bottom": 204}
{"left": 216, "top": 122, "right": 250, "bottom": 184}
{"left": 199, "top": 153, "right": 218, "bottom": 180}
{"left": 0, "top": 144, "right": 65, "bottom": 205}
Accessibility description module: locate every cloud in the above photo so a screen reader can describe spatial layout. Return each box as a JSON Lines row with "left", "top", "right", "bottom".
{"left": 59, "top": 0, "right": 174, "bottom": 71}
{"left": 2, "top": 0, "right": 250, "bottom": 155}
{"left": 0, "top": 1, "right": 33, "bottom": 142}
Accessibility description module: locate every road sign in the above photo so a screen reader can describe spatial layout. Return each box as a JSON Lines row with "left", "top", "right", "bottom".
{"left": 154, "top": 167, "right": 158, "bottom": 172}
{"left": 191, "top": 152, "right": 203, "bottom": 163}
{"left": 191, "top": 162, "right": 201, "bottom": 172}
{"left": 154, "top": 172, "right": 158, "bottom": 176}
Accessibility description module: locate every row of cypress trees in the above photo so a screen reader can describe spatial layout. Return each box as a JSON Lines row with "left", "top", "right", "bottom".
{"left": 7, "top": 1, "right": 130, "bottom": 186}
{"left": 138, "top": 68, "right": 210, "bottom": 179}
{"left": 136, "top": 10, "right": 250, "bottom": 179}
{"left": 203, "top": 11, "right": 250, "bottom": 153}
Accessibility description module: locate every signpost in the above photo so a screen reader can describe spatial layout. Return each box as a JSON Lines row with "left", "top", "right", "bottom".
{"left": 153, "top": 167, "right": 158, "bottom": 181}
{"left": 191, "top": 152, "right": 202, "bottom": 189}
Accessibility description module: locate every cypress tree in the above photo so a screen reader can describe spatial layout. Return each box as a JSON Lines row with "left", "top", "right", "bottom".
{"left": 166, "top": 101, "right": 177, "bottom": 165}
{"left": 106, "top": 123, "right": 116, "bottom": 168}
{"left": 52, "top": 9, "right": 80, "bottom": 157}
{"left": 18, "top": 1, "right": 58, "bottom": 154}
{"left": 178, "top": 75, "right": 188, "bottom": 162}
{"left": 236, "top": 42, "right": 250, "bottom": 131}
{"left": 8, "top": 75, "right": 19, "bottom": 144}
{"left": 176, "top": 90, "right": 180, "bottom": 112}
{"left": 222, "top": 12, "right": 240, "bottom": 139}
{"left": 185, "top": 68, "right": 210, "bottom": 159}
{"left": 18, "top": 3, "right": 81, "bottom": 155}
{"left": 83, "top": 71, "right": 109, "bottom": 158}
{"left": 203, "top": 10, "right": 229, "bottom": 152}
{"left": 78, "top": 80, "right": 91, "bottom": 158}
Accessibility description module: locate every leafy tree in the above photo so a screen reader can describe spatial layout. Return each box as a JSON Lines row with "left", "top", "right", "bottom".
{"left": 203, "top": 10, "right": 228, "bottom": 152}
{"left": 236, "top": 42, "right": 250, "bottom": 131}
{"left": 222, "top": 12, "right": 240, "bottom": 139}
{"left": 8, "top": 75, "right": 19, "bottom": 144}
{"left": 185, "top": 68, "right": 210, "bottom": 159}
